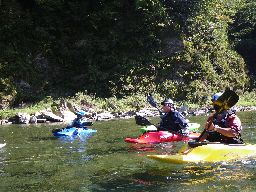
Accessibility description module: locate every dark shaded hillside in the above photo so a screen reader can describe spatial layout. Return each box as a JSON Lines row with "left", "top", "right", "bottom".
{"left": 0, "top": 0, "right": 255, "bottom": 108}
{"left": 229, "top": 1, "right": 256, "bottom": 87}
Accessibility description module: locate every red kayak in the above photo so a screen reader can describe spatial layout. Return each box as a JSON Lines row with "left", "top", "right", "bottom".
{"left": 125, "top": 131, "right": 200, "bottom": 144}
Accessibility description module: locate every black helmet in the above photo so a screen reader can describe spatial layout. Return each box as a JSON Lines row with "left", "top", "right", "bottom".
{"left": 161, "top": 98, "right": 174, "bottom": 105}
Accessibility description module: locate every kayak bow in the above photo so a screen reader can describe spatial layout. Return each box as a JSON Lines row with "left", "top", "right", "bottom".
{"left": 52, "top": 127, "right": 97, "bottom": 137}
{"left": 125, "top": 131, "right": 200, "bottom": 144}
{"left": 148, "top": 143, "right": 256, "bottom": 164}
{"left": 140, "top": 123, "right": 200, "bottom": 133}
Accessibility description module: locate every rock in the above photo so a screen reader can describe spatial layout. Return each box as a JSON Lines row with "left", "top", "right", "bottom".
{"left": 40, "top": 110, "right": 64, "bottom": 122}
{"left": 96, "top": 112, "right": 115, "bottom": 121}
{"left": 0, "top": 119, "right": 11, "bottom": 125}
{"left": 66, "top": 102, "right": 79, "bottom": 113}
{"left": 15, "top": 112, "right": 31, "bottom": 124}
{"left": 36, "top": 119, "right": 47, "bottom": 123}
{"left": 136, "top": 108, "right": 155, "bottom": 117}
{"left": 29, "top": 115, "right": 37, "bottom": 124}
{"left": 60, "top": 110, "right": 76, "bottom": 122}
{"left": 192, "top": 109, "right": 208, "bottom": 116}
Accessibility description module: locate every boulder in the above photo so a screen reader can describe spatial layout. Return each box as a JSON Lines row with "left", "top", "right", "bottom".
{"left": 60, "top": 110, "right": 76, "bottom": 122}
{"left": 15, "top": 112, "right": 31, "bottom": 124}
{"left": 40, "top": 110, "right": 64, "bottom": 122}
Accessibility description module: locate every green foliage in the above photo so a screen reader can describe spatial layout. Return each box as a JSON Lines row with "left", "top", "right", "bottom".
{"left": 173, "top": 0, "right": 249, "bottom": 101}
{"left": 229, "top": 1, "right": 256, "bottom": 41}
{"left": 67, "top": 92, "right": 148, "bottom": 113}
{"left": 229, "top": 0, "right": 256, "bottom": 89}
{"left": 0, "top": 78, "right": 17, "bottom": 108}
{"left": 0, "top": 95, "right": 53, "bottom": 119}
{"left": 238, "top": 90, "right": 256, "bottom": 106}
{"left": 0, "top": 0, "right": 254, "bottom": 108}
{"left": 52, "top": 91, "right": 147, "bottom": 113}
{"left": 1, "top": 89, "right": 256, "bottom": 120}
{"left": 156, "top": 80, "right": 178, "bottom": 99}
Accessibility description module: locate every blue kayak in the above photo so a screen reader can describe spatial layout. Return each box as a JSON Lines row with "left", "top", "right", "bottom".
{"left": 52, "top": 127, "right": 97, "bottom": 137}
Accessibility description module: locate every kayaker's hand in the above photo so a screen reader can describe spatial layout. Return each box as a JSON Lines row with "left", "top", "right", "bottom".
{"left": 205, "top": 122, "right": 215, "bottom": 131}
{"left": 204, "top": 121, "right": 211, "bottom": 130}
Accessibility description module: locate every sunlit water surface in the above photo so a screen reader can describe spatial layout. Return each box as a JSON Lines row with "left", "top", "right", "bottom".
{"left": 0, "top": 111, "right": 256, "bottom": 191}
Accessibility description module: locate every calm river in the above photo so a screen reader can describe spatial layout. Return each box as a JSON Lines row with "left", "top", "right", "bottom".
{"left": 1, "top": 111, "right": 256, "bottom": 192}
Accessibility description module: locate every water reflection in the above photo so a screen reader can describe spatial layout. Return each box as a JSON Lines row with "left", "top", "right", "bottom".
{"left": 127, "top": 141, "right": 188, "bottom": 155}
{"left": 0, "top": 111, "right": 256, "bottom": 191}
{"left": 127, "top": 143, "right": 157, "bottom": 152}
{"left": 52, "top": 134, "right": 99, "bottom": 164}
{"left": 56, "top": 134, "right": 95, "bottom": 143}
{"left": 92, "top": 158, "right": 256, "bottom": 191}
{"left": 0, "top": 144, "right": 7, "bottom": 177}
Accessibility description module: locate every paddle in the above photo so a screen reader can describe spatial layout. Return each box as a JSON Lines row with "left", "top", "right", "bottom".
{"left": 196, "top": 89, "right": 239, "bottom": 143}
{"left": 187, "top": 141, "right": 245, "bottom": 148}
{"left": 179, "top": 89, "right": 239, "bottom": 154}
{"left": 134, "top": 94, "right": 162, "bottom": 131}
{"left": 133, "top": 94, "right": 161, "bottom": 128}
{"left": 214, "top": 89, "right": 239, "bottom": 112}
{"left": 83, "top": 121, "right": 93, "bottom": 126}
{"left": 134, "top": 114, "right": 178, "bottom": 132}
{"left": 135, "top": 115, "right": 152, "bottom": 126}
{"left": 188, "top": 141, "right": 221, "bottom": 148}
{"left": 146, "top": 94, "right": 163, "bottom": 115}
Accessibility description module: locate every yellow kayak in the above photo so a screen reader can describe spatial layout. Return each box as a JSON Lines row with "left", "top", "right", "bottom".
{"left": 147, "top": 144, "right": 256, "bottom": 164}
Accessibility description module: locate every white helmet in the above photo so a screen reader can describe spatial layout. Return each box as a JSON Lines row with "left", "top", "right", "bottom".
{"left": 161, "top": 98, "right": 174, "bottom": 105}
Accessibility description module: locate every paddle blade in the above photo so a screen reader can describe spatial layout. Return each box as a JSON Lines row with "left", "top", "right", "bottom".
{"left": 135, "top": 115, "right": 152, "bottom": 126}
{"left": 147, "top": 94, "right": 157, "bottom": 108}
{"left": 215, "top": 89, "right": 239, "bottom": 111}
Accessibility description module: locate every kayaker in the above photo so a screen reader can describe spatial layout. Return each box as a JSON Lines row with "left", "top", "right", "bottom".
{"left": 157, "top": 98, "right": 189, "bottom": 135}
{"left": 198, "top": 92, "right": 243, "bottom": 144}
{"left": 68, "top": 110, "right": 92, "bottom": 128}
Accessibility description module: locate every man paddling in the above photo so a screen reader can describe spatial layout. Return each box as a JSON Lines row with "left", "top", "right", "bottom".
{"left": 68, "top": 110, "right": 93, "bottom": 128}
{"left": 198, "top": 92, "right": 243, "bottom": 144}
{"left": 157, "top": 98, "right": 189, "bottom": 135}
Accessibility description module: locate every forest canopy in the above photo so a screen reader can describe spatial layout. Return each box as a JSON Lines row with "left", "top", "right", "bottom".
{"left": 0, "top": 0, "right": 255, "bottom": 108}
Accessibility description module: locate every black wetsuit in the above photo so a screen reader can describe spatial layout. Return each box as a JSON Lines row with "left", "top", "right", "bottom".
{"left": 159, "top": 111, "right": 188, "bottom": 134}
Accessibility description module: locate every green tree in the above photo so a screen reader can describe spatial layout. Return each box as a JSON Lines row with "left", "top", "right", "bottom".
{"left": 229, "top": 0, "right": 256, "bottom": 89}
{"left": 160, "top": 0, "right": 249, "bottom": 102}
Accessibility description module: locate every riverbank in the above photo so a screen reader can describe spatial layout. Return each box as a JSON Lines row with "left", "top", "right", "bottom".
{"left": 1, "top": 91, "right": 256, "bottom": 125}
{"left": 1, "top": 101, "right": 256, "bottom": 126}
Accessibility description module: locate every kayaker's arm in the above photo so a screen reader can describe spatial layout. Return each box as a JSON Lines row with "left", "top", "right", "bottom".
{"left": 214, "top": 126, "right": 238, "bottom": 137}
{"left": 207, "top": 123, "right": 238, "bottom": 137}
{"left": 196, "top": 114, "right": 215, "bottom": 142}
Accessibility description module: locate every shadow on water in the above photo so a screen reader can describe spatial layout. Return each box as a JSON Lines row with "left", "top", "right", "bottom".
{"left": 57, "top": 134, "right": 96, "bottom": 143}
{"left": 29, "top": 136, "right": 58, "bottom": 141}
{"left": 88, "top": 158, "right": 256, "bottom": 191}
{"left": 29, "top": 134, "right": 96, "bottom": 142}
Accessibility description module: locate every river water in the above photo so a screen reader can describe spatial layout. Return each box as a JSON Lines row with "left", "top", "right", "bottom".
{"left": 1, "top": 111, "right": 256, "bottom": 192}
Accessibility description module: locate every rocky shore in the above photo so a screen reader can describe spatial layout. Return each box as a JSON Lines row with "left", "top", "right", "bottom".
{"left": 1, "top": 101, "right": 256, "bottom": 126}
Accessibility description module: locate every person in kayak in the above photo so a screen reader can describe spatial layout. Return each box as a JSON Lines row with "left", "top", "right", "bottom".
{"left": 68, "top": 110, "right": 92, "bottom": 128}
{"left": 157, "top": 98, "right": 189, "bottom": 135}
{"left": 198, "top": 92, "right": 243, "bottom": 144}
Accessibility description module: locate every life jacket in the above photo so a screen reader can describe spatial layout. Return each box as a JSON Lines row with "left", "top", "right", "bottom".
{"left": 72, "top": 118, "right": 88, "bottom": 128}
{"left": 207, "top": 110, "right": 243, "bottom": 144}
{"left": 159, "top": 111, "right": 188, "bottom": 134}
